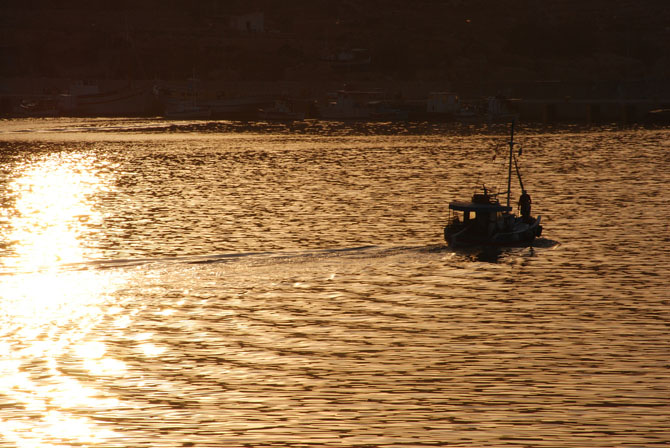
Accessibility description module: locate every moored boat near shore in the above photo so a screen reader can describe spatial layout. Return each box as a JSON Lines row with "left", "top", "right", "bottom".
{"left": 258, "top": 99, "right": 305, "bottom": 121}
{"left": 58, "top": 84, "right": 154, "bottom": 116}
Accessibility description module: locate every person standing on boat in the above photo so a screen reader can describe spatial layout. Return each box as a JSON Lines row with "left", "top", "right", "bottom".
{"left": 519, "top": 190, "right": 532, "bottom": 222}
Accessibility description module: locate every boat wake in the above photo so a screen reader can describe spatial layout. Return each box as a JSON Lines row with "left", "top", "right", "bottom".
{"left": 2, "top": 241, "right": 556, "bottom": 276}
{"left": 22, "top": 245, "right": 424, "bottom": 274}
{"left": 530, "top": 237, "right": 560, "bottom": 249}
{"left": 76, "top": 241, "right": 555, "bottom": 271}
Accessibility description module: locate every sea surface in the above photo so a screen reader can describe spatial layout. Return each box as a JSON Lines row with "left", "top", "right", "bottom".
{"left": 0, "top": 118, "right": 669, "bottom": 447}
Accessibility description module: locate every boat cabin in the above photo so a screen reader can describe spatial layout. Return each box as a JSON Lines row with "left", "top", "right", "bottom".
{"left": 447, "top": 193, "right": 514, "bottom": 238}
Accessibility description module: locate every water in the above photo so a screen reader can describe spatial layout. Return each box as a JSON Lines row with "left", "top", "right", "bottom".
{"left": 1, "top": 118, "right": 669, "bottom": 447}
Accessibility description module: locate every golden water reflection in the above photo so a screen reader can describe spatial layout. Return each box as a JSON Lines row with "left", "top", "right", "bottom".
{"left": 0, "top": 153, "right": 127, "bottom": 446}
{"left": 1, "top": 124, "right": 668, "bottom": 446}
{"left": 2, "top": 154, "right": 107, "bottom": 272}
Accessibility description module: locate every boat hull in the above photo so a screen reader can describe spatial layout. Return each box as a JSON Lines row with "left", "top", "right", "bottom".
{"left": 163, "top": 104, "right": 212, "bottom": 119}
{"left": 445, "top": 216, "right": 542, "bottom": 248}
{"left": 59, "top": 87, "right": 153, "bottom": 116}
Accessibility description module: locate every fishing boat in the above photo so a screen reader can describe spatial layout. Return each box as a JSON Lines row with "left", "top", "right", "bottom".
{"left": 444, "top": 122, "right": 543, "bottom": 247}
{"left": 58, "top": 82, "right": 153, "bottom": 116}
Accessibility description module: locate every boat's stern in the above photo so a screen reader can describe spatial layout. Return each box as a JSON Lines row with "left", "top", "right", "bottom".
{"left": 532, "top": 215, "right": 542, "bottom": 237}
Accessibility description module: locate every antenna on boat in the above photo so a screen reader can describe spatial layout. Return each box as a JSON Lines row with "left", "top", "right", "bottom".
{"left": 506, "top": 120, "right": 515, "bottom": 209}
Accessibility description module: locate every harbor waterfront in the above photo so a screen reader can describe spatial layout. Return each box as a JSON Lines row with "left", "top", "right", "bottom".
{"left": 0, "top": 118, "right": 669, "bottom": 447}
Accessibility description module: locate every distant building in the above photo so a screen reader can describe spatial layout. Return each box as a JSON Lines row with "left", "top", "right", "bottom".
{"left": 229, "top": 12, "right": 264, "bottom": 33}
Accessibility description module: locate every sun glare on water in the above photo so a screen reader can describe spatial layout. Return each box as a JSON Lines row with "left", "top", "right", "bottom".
{"left": 1, "top": 154, "right": 107, "bottom": 271}
{"left": 0, "top": 152, "right": 129, "bottom": 446}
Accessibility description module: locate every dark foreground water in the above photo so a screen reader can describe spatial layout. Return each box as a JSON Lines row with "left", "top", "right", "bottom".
{"left": 0, "top": 118, "right": 669, "bottom": 447}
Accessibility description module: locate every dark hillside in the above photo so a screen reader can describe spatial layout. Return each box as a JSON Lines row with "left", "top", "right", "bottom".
{"left": 1, "top": 0, "right": 668, "bottom": 96}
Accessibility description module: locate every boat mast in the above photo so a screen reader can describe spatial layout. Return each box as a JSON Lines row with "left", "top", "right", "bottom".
{"left": 513, "top": 154, "right": 525, "bottom": 193}
{"left": 506, "top": 121, "right": 514, "bottom": 208}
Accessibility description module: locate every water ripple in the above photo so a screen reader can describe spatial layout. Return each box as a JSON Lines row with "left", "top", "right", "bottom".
{"left": 0, "top": 121, "right": 668, "bottom": 446}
